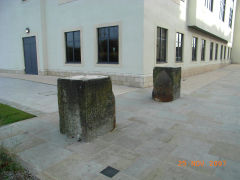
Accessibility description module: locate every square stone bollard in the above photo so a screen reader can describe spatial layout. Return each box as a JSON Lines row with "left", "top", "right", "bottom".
{"left": 57, "top": 75, "right": 116, "bottom": 142}
{"left": 152, "top": 67, "right": 181, "bottom": 102}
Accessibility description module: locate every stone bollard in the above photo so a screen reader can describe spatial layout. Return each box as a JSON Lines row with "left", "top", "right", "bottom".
{"left": 57, "top": 75, "right": 116, "bottom": 142}
{"left": 152, "top": 67, "right": 181, "bottom": 102}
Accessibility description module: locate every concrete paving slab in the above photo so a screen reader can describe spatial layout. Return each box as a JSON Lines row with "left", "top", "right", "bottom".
{"left": 0, "top": 77, "right": 58, "bottom": 114}
{"left": 0, "top": 76, "right": 138, "bottom": 114}
{"left": 43, "top": 157, "right": 105, "bottom": 180}
{"left": 0, "top": 65, "right": 240, "bottom": 179}
{"left": 0, "top": 133, "right": 45, "bottom": 153}
{"left": 209, "top": 142, "right": 240, "bottom": 162}
{"left": 18, "top": 143, "right": 73, "bottom": 172}
{"left": 139, "top": 162, "right": 221, "bottom": 180}
{"left": 215, "top": 159, "right": 240, "bottom": 180}
{"left": 0, "top": 123, "right": 25, "bottom": 141}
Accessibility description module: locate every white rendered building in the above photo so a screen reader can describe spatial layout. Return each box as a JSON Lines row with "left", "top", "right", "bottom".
{"left": 0, "top": 0, "right": 238, "bottom": 87}
{"left": 232, "top": 0, "right": 240, "bottom": 63}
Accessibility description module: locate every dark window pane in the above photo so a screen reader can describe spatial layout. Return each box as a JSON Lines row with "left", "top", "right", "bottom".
{"left": 179, "top": 47, "right": 182, "bottom": 59}
{"left": 74, "top": 31, "right": 81, "bottom": 62}
{"left": 219, "top": 0, "right": 226, "bottom": 21}
{"left": 109, "top": 26, "right": 119, "bottom": 63}
{"left": 201, "top": 40, "right": 206, "bottom": 61}
{"left": 229, "top": 8, "right": 233, "bottom": 28}
{"left": 66, "top": 32, "right": 73, "bottom": 42}
{"left": 74, "top": 31, "right": 80, "bottom": 41}
{"left": 205, "top": 0, "right": 213, "bottom": 11}
{"left": 215, "top": 44, "right": 218, "bottom": 60}
{"left": 98, "top": 26, "right": 119, "bottom": 64}
{"left": 157, "top": 31, "right": 160, "bottom": 62}
{"left": 65, "top": 32, "right": 74, "bottom": 62}
{"left": 98, "top": 28, "right": 108, "bottom": 63}
{"left": 74, "top": 41, "right": 81, "bottom": 62}
{"left": 65, "top": 31, "right": 81, "bottom": 63}
{"left": 224, "top": 46, "right": 226, "bottom": 59}
{"left": 210, "top": 42, "right": 213, "bottom": 60}
{"left": 176, "top": 48, "right": 179, "bottom": 61}
{"left": 160, "top": 28, "right": 167, "bottom": 61}
{"left": 220, "top": 45, "right": 223, "bottom": 60}
{"left": 176, "top": 32, "right": 183, "bottom": 62}
{"left": 192, "top": 37, "right": 197, "bottom": 61}
{"left": 157, "top": 27, "right": 167, "bottom": 63}
{"left": 227, "top": 47, "right": 230, "bottom": 59}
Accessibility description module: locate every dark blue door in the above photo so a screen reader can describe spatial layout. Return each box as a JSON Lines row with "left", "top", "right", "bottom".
{"left": 23, "top": 36, "right": 38, "bottom": 75}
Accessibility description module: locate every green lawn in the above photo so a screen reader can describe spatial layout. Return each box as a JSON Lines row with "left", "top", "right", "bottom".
{"left": 0, "top": 147, "right": 23, "bottom": 175}
{"left": 0, "top": 147, "right": 38, "bottom": 180}
{"left": 0, "top": 103, "right": 35, "bottom": 127}
{"left": 0, "top": 104, "right": 37, "bottom": 179}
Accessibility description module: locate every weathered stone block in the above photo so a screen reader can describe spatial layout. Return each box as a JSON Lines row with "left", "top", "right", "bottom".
{"left": 57, "top": 75, "right": 116, "bottom": 142}
{"left": 152, "top": 67, "right": 181, "bottom": 102}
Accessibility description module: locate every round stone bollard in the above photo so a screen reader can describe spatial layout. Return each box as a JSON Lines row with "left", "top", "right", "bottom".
{"left": 57, "top": 75, "right": 116, "bottom": 142}
{"left": 152, "top": 67, "right": 181, "bottom": 102}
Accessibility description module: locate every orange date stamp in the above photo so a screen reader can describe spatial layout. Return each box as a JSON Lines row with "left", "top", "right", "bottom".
{"left": 178, "top": 160, "right": 226, "bottom": 167}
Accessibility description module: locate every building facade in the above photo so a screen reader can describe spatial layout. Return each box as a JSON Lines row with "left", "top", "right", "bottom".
{"left": 0, "top": 0, "right": 237, "bottom": 87}
{"left": 232, "top": 0, "right": 240, "bottom": 63}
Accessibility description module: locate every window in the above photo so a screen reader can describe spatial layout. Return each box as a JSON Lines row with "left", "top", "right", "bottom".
{"left": 219, "top": 0, "right": 226, "bottom": 21}
{"left": 215, "top": 44, "right": 218, "bottom": 60}
{"left": 157, "top": 27, "right": 167, "bottom": 63}
{"left": 176, "top": 32, "right": 184, "bottom": 62}
{"left": 201, "top": 40, "right": 206, "bottom": 61}
{"left": 205, "top": 0, "right": 213, "bottom": 11}
{"left": 192, "top": 37, "right": 198, "bottom": 61}
{"left": 230, "top": 48, "right": 232, "bottom": 59}
{"left": 227, "top": 47, "right": 230, "bottom": 59}
{"left": 65, "top": 31, "right": 81, "bottom": 63}
{"left": 210, "top": 42, "right": 214, "bottom": 60}
{"left": 229, "top": 8, "right": 233, "bottom": 28}
{"left": 98, "top": 26, "right": 119, "bottom": 64}
{"left": 229, "top": 0, "right": 234, "bottom": 28}
{"left": 224, "top": 46, "right": 226, "bottom": 59}
{"left": 220, "top": 45, "right": 223, "bottom": 60}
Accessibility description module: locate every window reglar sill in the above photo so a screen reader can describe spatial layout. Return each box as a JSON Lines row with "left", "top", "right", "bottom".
{"left": 156, "top": 60, "right": 167, "bottom": 64}
{"left": 97, "top": 62, "right": 119, "bottom": 65}
{"left": 65, "top": 62, "right": 81, "bottom": 64}
{"left": 176, "top": 60, "right": 183, "bottom": 63}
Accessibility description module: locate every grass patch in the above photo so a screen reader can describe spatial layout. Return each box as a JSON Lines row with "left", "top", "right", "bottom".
{"left": 0, "top": 103, "right": 35, "bottom": 127}
{"left": 0, "top": 147, "right": 23, "bottom": 174}
{"left": 0, "top": 147, "right": 38, "bottom": 180}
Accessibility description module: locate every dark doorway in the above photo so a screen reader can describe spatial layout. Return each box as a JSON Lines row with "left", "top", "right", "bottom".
{"left": 23, "top": 36, "right": 38, "bottom": 75}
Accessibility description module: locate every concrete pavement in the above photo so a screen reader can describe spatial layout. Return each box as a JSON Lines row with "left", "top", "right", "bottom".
{"left": 0, "top": 75, "right": 138, "bottom": 115}
{"left": 0, "top": 65, "right": 240, "bottom": 180}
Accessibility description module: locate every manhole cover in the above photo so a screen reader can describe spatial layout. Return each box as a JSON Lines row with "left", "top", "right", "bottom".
{"left": 100, "top": 166, "right": 119, "bottom": 178}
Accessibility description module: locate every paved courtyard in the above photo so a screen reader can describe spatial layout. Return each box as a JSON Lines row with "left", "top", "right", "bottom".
{"left": 0, "top": 65, "right": 240, "bottom": 180}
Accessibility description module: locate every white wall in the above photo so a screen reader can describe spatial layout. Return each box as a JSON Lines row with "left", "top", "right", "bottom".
{"left": 188, "top": 0, "right": 235, "bottom": 42}
{"left": 45, "top": 0, "right": 144, "bottom": 75}
{"left": 232, "top": 0, "right": 240, "bottom": 63}
{"left": 0, "top": 0, "right": 47, "bottom": 73}
{"left": 143, "top": 0, "right": 232, "bottom": 76}
{"left": 0, "top": 0, "right": 144, "bottom": 76}
{"left": 0, "top": 0, "right": 237, "bottom": 79}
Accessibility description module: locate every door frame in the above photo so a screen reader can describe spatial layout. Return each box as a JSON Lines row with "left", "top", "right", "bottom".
{"left": 22, "top": 33, "right": 40, "bottom": 75}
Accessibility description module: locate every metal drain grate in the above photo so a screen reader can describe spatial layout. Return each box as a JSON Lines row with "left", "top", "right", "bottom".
{"left": 100, "top": 166, "right": 119, "bottom": 178}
